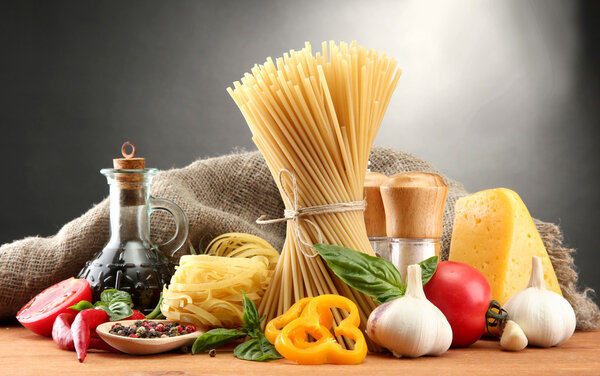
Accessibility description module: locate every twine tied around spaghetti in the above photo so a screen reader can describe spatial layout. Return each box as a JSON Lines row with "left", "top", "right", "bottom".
{"left": 256, "top": 169, "right": 366, "bottom": 258}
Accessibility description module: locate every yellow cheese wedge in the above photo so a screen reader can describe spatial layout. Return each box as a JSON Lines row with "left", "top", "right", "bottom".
{"left": 449, "top": 188, "right": 561, "bottom": 305}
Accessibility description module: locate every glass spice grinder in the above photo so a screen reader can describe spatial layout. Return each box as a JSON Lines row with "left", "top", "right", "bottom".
{"left": 78, "top": 142, "right": 189, "bottom": 313}
{"left": 380, "top": 172, "right": 448, "bottom": 283}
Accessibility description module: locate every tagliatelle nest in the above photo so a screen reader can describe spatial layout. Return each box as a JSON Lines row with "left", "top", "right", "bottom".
{"left": 161, "top": 233, "right": 279, "bottom": 328}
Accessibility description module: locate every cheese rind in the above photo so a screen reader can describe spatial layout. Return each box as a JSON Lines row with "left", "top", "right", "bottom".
{"left": 449, "top": 188, "right": 561, "bottom": 305}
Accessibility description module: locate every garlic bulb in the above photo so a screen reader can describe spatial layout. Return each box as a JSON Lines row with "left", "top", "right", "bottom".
{"left": 366, "top": 264, "right": 452, "bottom": 357}
{"left": 503, "top": 256, "right": 576, "bottom": 348}
{"left": 500, "top": 320, "right": 528, "bottom": 351}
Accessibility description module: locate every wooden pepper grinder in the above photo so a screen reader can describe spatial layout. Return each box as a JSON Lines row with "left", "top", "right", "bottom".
{"left": 380, "top": 172, "right": 448, "bottom": 282}
{"left": 364, "top": 171, "right": 389, "bottom": 258}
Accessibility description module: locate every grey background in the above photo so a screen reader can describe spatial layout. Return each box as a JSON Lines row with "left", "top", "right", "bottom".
{"left": 1, "top": 0, "right": 598, "bottom": 299}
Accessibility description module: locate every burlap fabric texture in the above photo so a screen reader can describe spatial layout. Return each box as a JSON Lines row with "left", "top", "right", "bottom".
{"left": 1, "top": 146, "right": 598, "bottom": 329}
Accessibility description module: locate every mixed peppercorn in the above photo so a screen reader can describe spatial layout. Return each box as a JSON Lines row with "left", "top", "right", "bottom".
{"left": 109, "top": 320, "right": 196, "bottom": 339}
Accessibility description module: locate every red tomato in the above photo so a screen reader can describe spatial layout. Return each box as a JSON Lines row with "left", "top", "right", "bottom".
{"left": 16, "top": 278, "right": 92, "bottom": 337}
{"left": 423, "top": 261, "right": 491, "bottom": 347}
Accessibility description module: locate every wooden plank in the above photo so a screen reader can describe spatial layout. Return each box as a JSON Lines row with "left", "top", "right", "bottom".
{"left": 1, "top": 325, "right": 599, "bottom": 375}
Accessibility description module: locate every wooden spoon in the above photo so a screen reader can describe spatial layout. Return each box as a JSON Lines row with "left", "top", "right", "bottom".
{"left": 96, "top": 320, "right": 205, "bottom": 355}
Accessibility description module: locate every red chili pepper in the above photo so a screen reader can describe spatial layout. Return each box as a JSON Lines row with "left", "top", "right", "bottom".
{"left": 89, "top": 337, "right": 121, "bottom": 354}
{"left": 71, "top": 309, "right": 109, "bottom": 362}
{"left": 126, "top": 309, "right": 145, "bottom": 320}
{"left": 53, "top": 310, "right": 120, "bottom": 359}
{"left": 52, "top": 313, "right": 75, "bottom": 350}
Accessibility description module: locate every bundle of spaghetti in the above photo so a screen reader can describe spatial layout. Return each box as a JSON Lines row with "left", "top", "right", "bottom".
{"left": 161, "top": 233, "right": 279, "bottom": 328}
{"left": 227, "top": 41, "right": 401, "bottom": 350}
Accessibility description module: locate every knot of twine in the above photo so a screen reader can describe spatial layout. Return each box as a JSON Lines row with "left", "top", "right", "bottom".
{"left": 256, "top": 169, "right": 366, "bottom": 258}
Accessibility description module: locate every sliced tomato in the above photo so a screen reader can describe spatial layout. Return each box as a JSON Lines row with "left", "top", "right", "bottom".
{"left": 16, "top": 278, "right": 92, "bottom": 337}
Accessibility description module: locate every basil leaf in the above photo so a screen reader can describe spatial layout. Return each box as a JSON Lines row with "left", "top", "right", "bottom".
{"left": 241, "top": 292, "right": 262, "bottom": 336}
{"left": 68, "top": 300, "right": 95, "bottom": 311}
{"left": 105, "top": 301, "right": 133, "bottom": 321}
{"left": 100, "top": 289, "right": 133, "bottom": 307}
{"left": 191, "top": 328, "right": 246, "bottom": 354}
{"left": 314, "top": 243, "right": 405, "bottom": 303}
{"left": 191, "top": 293, "right": 280, "bottom": 361}
{"left": 233, "top": 335, "right": 282, "bottom": 362}
{"left": 94, "top": 301, "right": 107, "bottom": 308}
{"left": 418, "top": 256, "right": 438, "bottom": 285}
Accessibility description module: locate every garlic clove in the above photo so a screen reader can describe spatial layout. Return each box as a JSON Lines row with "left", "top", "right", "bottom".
{"left": 500, "top": 320, "right": 528, "bottom": 351}
{"left": 503, "top": 256, "right": 576, "bottom": 348}
{"left": 366, "top": 264, "right": 452, "bottom": 358}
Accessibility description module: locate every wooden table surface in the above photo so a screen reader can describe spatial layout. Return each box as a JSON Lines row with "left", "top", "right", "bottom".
{"left": 1, "top": 324, "right": 599, "bottom": 375}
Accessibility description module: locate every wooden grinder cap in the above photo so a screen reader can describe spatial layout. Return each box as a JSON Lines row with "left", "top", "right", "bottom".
{"left": 364, "top": 172, "right": 388, "bottom": 237}
{"left": 380, "top": 172, "right": 448, "bottom": 239}
{"left": 113, "top": 141, "right": 145, "bottom": 170}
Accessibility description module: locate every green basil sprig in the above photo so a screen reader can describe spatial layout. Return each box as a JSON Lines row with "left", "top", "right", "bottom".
{"left": 192, "top": 292, "right": 282, "bottom": 362}
{"left": 241, "top": 291, "right": 262, "bottom": 338}
{"left": 233, "top": 335, "right": 282, "bottom": 362}
{"left": 192, "top": 328, "right": 246, "bottom": 353}
{"left": 69, "top": 288, "right": 134, "bottom": 321}
{"left": 100, "top": 289, "right": 133, "bottom": 306}
{"left": 314, "top": 243, "right": 438, "bottom": 303}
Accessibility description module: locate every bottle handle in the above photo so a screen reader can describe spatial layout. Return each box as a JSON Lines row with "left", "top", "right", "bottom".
{"left": 149, "top": 197, "right": 189, "bottom": 257}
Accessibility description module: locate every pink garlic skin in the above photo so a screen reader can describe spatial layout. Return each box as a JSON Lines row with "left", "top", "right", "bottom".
{"left": 366, "top": 300, "right": 393, "bottom": 341}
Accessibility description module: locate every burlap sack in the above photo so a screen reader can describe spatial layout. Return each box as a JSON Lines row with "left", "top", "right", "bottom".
{"left": 1, "top": 146, "right": 598, "bottom": 330}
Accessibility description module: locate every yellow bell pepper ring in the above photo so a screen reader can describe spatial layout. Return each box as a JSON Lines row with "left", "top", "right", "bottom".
{"left": 265, "top": 297, "right": 313, "bottom": 344}
{"left": 265, "top": 297, "right": 334, "bottom": 345}
{"left": 274, "top": 294, "right": 367, "bottom": 365}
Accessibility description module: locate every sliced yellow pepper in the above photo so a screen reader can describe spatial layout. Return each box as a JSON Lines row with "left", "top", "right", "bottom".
{"left": 271, "top": 294, "right": 367, "bottom": 365}
{"left": 265, "top": 297, "right": 335, "bottom": 347}
{"left": 265, "top": 297, "right": 313, "bottom": 344}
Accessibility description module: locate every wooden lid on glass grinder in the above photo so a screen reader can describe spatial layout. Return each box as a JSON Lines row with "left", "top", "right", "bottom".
{"left": 364, "top": 172, "right": 388, "bottom": 237}
{"left": 380, "top": 172, "right": 448, "bottom": 239}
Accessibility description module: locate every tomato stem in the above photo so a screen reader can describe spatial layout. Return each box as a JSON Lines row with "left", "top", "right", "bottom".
{"left": 485, "top": 300, "right": 508, "bottom": 336}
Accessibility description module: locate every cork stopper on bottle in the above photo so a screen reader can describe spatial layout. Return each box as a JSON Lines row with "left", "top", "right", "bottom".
{"left": 113, "top": 141, "right": 145, "bottom": 170}
{"left": 111, "top": 142, "right": 147, "bottom": 198}
{"left": 364, "top": 172, "right": 388, "bottom": 237}
{"left": 380, "top": 172, "right": 448, "bottom": 239}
